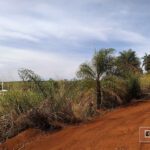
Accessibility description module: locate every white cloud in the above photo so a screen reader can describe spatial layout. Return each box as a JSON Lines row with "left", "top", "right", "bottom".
{"left": 0, "top": 46, "right": 85, "bottom": 81}
{"left": 0, "top": 0, "right": 147, "bottom": 44}
{"left": 0, "top": 0, "right": 149, "bottom": 80}
{"left": 0, "top": 14, "right": 148, "bottom": 46}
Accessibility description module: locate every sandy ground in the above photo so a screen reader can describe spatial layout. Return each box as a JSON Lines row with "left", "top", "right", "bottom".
{"left": 1, "top": 100, "right": 150, "bottom": 150}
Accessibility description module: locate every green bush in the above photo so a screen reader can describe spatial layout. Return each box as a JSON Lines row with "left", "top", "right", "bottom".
{"left": 127, "top": 75, "right": 141, "bottom": 101}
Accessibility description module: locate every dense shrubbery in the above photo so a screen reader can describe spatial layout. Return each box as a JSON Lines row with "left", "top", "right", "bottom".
{"left": 0, "top": 49, "right": 150, "bottom": 143}
{"left": 127, "top": 75, "right": 141, "bottom": 100}
{"left": 0, "top": 79, "right": 96, "bottom": 142}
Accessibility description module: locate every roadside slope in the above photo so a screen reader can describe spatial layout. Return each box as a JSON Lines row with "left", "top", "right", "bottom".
{"left": 1, "top": 101, "right": 150, "bottom": 150}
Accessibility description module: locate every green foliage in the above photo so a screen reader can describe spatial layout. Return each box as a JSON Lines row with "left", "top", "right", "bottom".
{"left": 77, "top": 48, "right": 115, "bottom": 80}
{"left": 92, "top": 48, "right": 115, "bottom": 76}
{"left": 113, "top": 50, "right": 142, "bottom": 101}
{"left": 126, "top": 74, "right": 141, "bottom": 101}
{"left": 0, "top": 48, "right": 147, "bottom": 143}
{"left": 77, "top": 63, "right": 95, "bottom": 79}
{"left": 142, "top": 53, "right": 150, "bottom": 73}
{"left": 102, "top": 75, "right": 127, "bottom": 104}
{"left": 0, "top": 79, "right": 96, "bottom": 142}
{"left": 77, "top": 48, "right": 115, "bottom": 109}
{"left": 0, "top": 90, "right": 43, "bottom": 115}
{"left": 18, "top": 68, "right": 47, "bottom": 97}
{"left": 140, "top": 74, "right": 150, "bottom": 92}
{"left": 116, "top": 49, "right": 141, "bottom": 76}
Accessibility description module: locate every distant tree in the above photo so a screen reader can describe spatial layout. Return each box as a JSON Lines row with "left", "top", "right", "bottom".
{"left": 18, "top": 68, "right": 47, "bottom": 97}
{"left": 142, "top": 53, "right": 150, "bottom": 73}
{"left": 77, "top": 48, "right": 115, "bottom": 109}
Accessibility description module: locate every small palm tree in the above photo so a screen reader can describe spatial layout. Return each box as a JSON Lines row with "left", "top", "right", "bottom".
{"left": 77, "top": 48, "right": 115, "bottom": 109}
{"left": 142, "top": 53, "right": 150, "bottom": 73}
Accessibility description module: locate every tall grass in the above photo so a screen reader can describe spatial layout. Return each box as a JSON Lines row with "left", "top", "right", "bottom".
{"left": 0, "top": 80, "right": 96, "bottom": 142}
{"left": 0, "top": 90, "right": 43, "bottom": 115}
{"left": 140, "top": 74, "right": 150, "bottom": 93}
{"left": 0, "top": 73, "right": 146, "bottom": 143}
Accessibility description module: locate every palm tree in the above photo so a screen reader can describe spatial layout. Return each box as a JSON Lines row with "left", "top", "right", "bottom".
{"left": 117, "top": 49, "right": 141, "bottom": 76}
{"left": 77, "top": 48, "right": 115, "bottom": 109}
{"left": 117, "top": 50, "right": 141, "bottom": 99}
{"left": 142, "top": 53, "right": 150, "bottom": 73}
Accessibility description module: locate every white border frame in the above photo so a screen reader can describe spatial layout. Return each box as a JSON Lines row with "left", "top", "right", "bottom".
{"left": 144, "top": 130, "right": 150, "bottom": 138}
{"left": 139, "top": 127, "right": 150, "bottom": 143}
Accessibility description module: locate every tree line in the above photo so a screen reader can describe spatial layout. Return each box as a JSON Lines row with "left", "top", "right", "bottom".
{"left": 77, "top": 49, "right": 150, "bottom": 109}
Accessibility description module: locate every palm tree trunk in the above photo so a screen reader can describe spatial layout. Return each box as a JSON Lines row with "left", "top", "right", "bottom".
{"left": 96, "top": 79, "right": 101, "bottom": 109}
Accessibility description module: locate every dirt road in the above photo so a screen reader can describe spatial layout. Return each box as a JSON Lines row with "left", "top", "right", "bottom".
{"left": 1, "top": 101, "right": 150, "bottom": 150}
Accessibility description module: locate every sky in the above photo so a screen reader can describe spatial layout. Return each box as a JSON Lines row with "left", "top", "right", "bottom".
{"left": 0, "top": 0, "right": 150, "bottom": 81}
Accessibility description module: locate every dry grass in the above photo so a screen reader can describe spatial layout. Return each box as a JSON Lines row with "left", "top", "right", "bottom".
{"left": 140, "top": 74, "right": 150, "bottom": 93}
{"left": 0, "top": 80, "right": 96, "bottom": 143}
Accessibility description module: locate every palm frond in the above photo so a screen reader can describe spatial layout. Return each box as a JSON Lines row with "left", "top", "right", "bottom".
{"left": 92, "top": 48, "right": 115, "bottom": 76}
{"left": 103, "top": 89, "right": 122, "bottom": 103}
{"left": 101, "top": 75, "right": 127, "bottom": 103}
{"left": 76, "top": 63, "right": 96, "bottom": 79}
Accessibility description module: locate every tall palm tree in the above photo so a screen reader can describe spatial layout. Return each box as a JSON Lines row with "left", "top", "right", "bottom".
{"left": 77, "top": 48, "right": 115, "bottom": 109}
{"left": 142, "top": 53, "right": 150, "bottom": 73}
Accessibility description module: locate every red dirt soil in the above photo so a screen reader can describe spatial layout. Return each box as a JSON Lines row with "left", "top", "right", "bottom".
{"left": 1, "top": 100, "right": 150, "bottom": 150}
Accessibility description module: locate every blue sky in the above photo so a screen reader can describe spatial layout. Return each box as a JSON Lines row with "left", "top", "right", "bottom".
{"left": 0, "top": 0, "right": 149, "bottom": 81}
